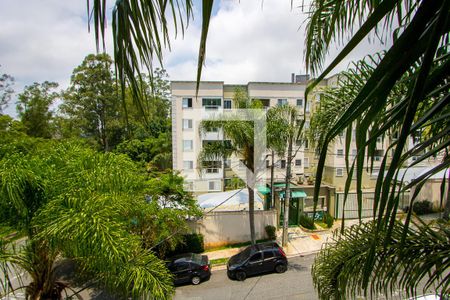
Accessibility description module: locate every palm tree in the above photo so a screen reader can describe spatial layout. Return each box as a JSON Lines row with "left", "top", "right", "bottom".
{"left": 198, "top": 88, "right": 262, "bottom": 244}
{"left": 0, "top": 140, "right": 175, "bottom": 299}
{"left": 267, "top": 105, "right": 304, "bottom": 246}
{"left": 305, "top": 0, "right": 450, "bottom": 297}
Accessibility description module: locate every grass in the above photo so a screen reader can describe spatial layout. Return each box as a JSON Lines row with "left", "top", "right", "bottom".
{"left": 315, "top": 221, "right": 329, "bottom": 229}
{"left": 205, "top": 238, "right": 271, "bottom": 252}
{"left": 210, "top": 257, "right": 229, "bottom": 266}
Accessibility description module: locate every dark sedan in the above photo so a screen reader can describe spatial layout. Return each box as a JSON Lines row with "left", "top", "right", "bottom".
{"left": 227, "top": 242, "right": 288, "bottom": 281}
{"left": 166, "top": 253, "right": 211, "bottom": 285}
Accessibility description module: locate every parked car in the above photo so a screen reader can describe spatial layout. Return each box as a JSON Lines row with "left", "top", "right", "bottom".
{"left": 227, "top": 242, "right": 288, "bottom": 281}
{"left": 166, "top": 253, "right": 211, "bottom": 285}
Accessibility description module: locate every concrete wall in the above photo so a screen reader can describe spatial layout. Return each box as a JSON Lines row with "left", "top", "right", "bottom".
{"left": 411, "top": 179, "right": 448, "bottom": 210}
{"left": 188, "top": 210, "right": 277, "bottom": 249}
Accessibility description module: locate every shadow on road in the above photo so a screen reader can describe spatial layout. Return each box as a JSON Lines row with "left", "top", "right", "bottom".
{"left": 288, "top": 263, "right": 307, "bottom": 272}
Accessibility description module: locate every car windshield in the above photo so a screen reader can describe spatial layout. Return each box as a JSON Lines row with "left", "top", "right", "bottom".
{"left": 235, "top": 246, "right": 252, "bottom": 263}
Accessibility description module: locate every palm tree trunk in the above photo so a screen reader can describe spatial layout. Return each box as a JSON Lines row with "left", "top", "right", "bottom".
{"left": 270, "top": 150, "right": 275, "bottom": 208}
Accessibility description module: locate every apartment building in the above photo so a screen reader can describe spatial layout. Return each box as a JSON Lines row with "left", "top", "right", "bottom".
{"left": 171, "top": 79, "right": 310, "bottom": 195}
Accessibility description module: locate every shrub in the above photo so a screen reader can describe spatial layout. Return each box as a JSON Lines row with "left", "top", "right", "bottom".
{"left": 166, "top": 233, "right": 204, "bottom": 257}
{"left": 322, "top": 212, "right": 334, "bottom": 228}
{"left": 265, "top": 225, "right": 277, "bottom": 240}
{"left": 299, "top": 213, "right": 316, "bottom": 230}
{"left": 412, "top": 200, "right": 433, "bottom": 215}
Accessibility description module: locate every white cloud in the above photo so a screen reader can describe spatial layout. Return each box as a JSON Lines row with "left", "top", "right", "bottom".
{"left": 0, "top": 0, "right": 390, "bottom": 115}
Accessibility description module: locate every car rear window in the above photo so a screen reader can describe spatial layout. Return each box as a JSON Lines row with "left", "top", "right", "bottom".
{"left": 263, "top": 249, "right": 275, "bottom": 259}
{"left": 190, "top": 253, "right": 203, "bottom": 264}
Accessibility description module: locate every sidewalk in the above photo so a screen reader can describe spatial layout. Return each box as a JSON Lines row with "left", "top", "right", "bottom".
{"left": 204, "top": 217, "right": 378, "bottom": 271}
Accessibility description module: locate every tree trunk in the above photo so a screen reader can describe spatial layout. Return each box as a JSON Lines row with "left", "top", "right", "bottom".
{"left": 270, "top": 150, "right": 275, "bottom": 208}
{"left": 282, "top": 137, "right": 293, "bottom": 247}
{"left": 443, "top": 169, "right": 450, "bottom": 221}
{"left": 248, "top": 185, "right": 256, "bottom": 245}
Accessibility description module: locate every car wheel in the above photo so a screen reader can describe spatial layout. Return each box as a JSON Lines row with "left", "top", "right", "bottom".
{"left": 275, "top": 264, "right": 287, "bottom": 273}
{"left": 235, "top": 270, "right": 247, "bottom": 281}
{"left": 191, "top": 275, "right": 201, "bottom": 285}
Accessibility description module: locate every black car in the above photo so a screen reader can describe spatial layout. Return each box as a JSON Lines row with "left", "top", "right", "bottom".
{"left": 166, "top": 253, "right": 211, "bottom": 285}
{"left": 227, "top": 242, "right": 288, "bottom": 281}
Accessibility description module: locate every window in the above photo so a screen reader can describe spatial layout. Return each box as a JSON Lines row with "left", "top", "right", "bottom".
{"left": 266, "top": 160, "right": 270, "bottom": 168}
{"left": 202, "top": 98, "right": 221, "bottom": 109}
{"left": 203, "top": 161, "right": 221, "bottom": 173}
{"left": 182, "top": 119, "right": 193, "bottom": 130}
{"left": 208, "top": 181, "right": 220, "bottom": 191}
{"left": 175, "top": 262, "right": 190, "bottom": 272}
{"left": 280, "top": 160, "right": 286, "bottom": 168}
{"left": 337, "top": 149, "right": 344, "bottom": 157}
{"left": 182, "top": 98, "right": 192, "bottom": 108}
{"left": 304, "top": 157, "right": 309, "bottom": 168}
{"left": 263, "top": 250, "right": 275, "bottom": 259}
{"left": 336, "top": 168, "right": 344, "bottom": 177}
{"left": 224, "top": 159, "right": 231, "bottom": 169}
{"left": 183, "top": 160, "right": 193, "bottom": 170}
{"left": 183, "top": 140, "right": 193, "bottom": 151}
{"left": 224, "top": 99, "right": 232, "bottom": 109}
{"left": 296, "top": 99, "right": 303, "bottom": 107}
{"left": 304, "top": 139, "right": 309, "bottom": 149}
{"left": 184, "top": 181, "right": 194, "bottom": 191}
{"left": 277, "top": 99, "right": 288, "bottom": 106}
{"left": 295, "top": 159, "right": 302, "bottom": 166}
{"left": 259, "top": 99, "right": 270, "bottom": 108}
{"left": 249, "top": 252, "right": 262, "bottom": 263}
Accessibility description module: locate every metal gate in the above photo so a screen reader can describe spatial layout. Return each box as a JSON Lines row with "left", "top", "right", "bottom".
{"left": 335, "top": 191, "right": 410, "bottom": 219}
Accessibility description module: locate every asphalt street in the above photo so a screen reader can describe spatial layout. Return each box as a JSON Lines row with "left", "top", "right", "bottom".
{"left": 174, "top": 254, "right": 317, "bottom": 300}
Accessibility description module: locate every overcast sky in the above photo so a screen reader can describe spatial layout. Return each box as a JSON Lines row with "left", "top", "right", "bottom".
{"left": 0, "top": 0, "right": 391, "bottom": 116}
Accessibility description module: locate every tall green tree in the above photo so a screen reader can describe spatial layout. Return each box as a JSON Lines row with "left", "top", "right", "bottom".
{"left": 0, "top": 69, "right": 14, "bottom": 114}
{"left": 61, "top": 53, "right": 122, "bottom": 151}
{"left": 305, "top": 0, "right": 450, "bottom": 298}
{"left": 16, "top": 81, "right": 59, "bottom": 138}
{"left": 0, "top": 138, "right": 197, "bottom": 299}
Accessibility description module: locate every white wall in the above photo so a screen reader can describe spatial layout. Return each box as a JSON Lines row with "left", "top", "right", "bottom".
{"left": 188, "top": 210, "right": 277, "bottom": 249}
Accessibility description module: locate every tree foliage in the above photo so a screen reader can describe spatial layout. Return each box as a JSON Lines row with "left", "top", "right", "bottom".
{"left": 0, "top": 137, "right": 196, "bottom": 299}
{"left": 0, "top": 69, "right": 14, "bottom": 114}
{"left": 306, "top": 0, "right": 450, "bottom": 297}
{"left": 16, "top": 81, "right": 59, "bottom": 138}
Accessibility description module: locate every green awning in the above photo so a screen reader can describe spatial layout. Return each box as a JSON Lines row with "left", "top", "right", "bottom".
{"left": 257, "top": 185, "right": 271, "bottom": 195}
{"left": 273, "top": 183, "right": 297, "bottom": 188}
{"left": 279, "top": 190, "right": 307, "bottom": 198}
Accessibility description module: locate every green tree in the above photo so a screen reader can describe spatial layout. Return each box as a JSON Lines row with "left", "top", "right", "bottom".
{"left": 16, "top": 81, "right": 58, "bottom": 138}
{"left": 305, "top": 0, "right": 450, "bottom": 298}
{"left": 0, "top": 70, "right": 14, "bottom": 114}
{"left": 0, "top": 139, "right": 197, "bottom": 299}
{"left": 61, "top": 53, "right": 122, "bottom": 151}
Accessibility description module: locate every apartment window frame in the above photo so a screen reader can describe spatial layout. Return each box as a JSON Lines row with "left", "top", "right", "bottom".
{"left": 223, "top": 99, "right": 232, "bottom": 109}
{"left": 295, "top": 159, "right": 302, "bottom": 166}
{"left": 296, "top": 98, "right": 304, "bottom": 108}
{"left": 203, "top": 161, "right": 221, "bottom": 174}
{"left": 182, "top": 98, "right": 192, "bottom": 109}
{"left": 182, "top": 140, "right": 193, "bottom": 152}
{"left": 277, "top": 99, "right": 288, "bottom": 106}
{"left": 183, "top": 160, "right": 194, "bottom": 170}
{"left": 280, "top": 160, "right": 286, "bottom": 169}
{"left": 336, "top": 168, "right": 344, "bottom": 177}
{"left": 304, "top": 157, "right": 310, "bottom": 168}
{"left": 337, "top": 149, "right": 344, "bottom": 157}
{"left": 208, "top": 180, "right": 220, "bottom": 191}
{"left": 182, "top": 119, "right": 193, "bottom": 131}
{"left": 202, "top": 98, "right": 221, "bottom": 110}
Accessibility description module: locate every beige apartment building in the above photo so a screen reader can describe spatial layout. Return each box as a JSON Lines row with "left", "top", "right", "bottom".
{"left": 171, "top": 78, "right": 311, "bottom": 195}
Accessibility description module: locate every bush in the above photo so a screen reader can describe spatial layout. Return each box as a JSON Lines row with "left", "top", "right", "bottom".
{"left": 299, "top": 213, "right": 316, "bottom": 230}
{"left": 322, "top": 212, "right": 334, "bottom": 228}
{"left": 166, "top": 233, "right": 204, "bottom": 257}
{"left": 265, "top": 225, "right": 277, "bottom": 240}
{"left": 412, "top": 200, "right": 433, "bottom": 215}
